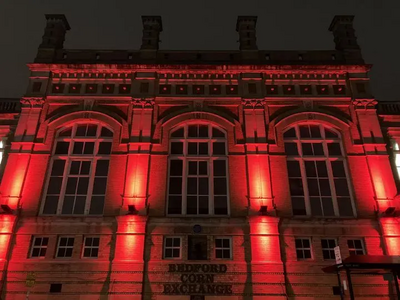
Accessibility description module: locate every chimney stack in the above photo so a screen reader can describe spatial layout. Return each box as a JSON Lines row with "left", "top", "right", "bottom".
{"left": 140, "top": 16, "right": 163, "bottom": 50}
{"left": 236, "top": 16, "right": 258, "bottom": 50}
{"left": 36, "top": 14, "right": 70, "bottom": 62}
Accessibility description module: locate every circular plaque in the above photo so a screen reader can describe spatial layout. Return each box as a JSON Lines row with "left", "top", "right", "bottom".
{"left": 193, "top": 224, "right": 202, "bottom": 233}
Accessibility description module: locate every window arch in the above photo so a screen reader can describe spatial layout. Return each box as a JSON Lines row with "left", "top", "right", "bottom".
{"left": 284, "top": 124, "right": 355, "bottom": 217}
{"left": 41, "top": 123, "right": 113, "bottom": 215}
{"left": 167, "top": 123, "right": 229, "bottom": 215}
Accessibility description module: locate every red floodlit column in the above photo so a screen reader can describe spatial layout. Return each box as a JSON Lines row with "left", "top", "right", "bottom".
{"left": 380, "top": 218, "right": 400, "bottom": 255}
{"left": 0, "top": 215, "right": 17, "bottom": 296}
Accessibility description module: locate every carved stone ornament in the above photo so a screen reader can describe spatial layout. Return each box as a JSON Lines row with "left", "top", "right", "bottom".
{"left": 193, "top": 100, "right": 204, "bottom": 111}
{"left": 303, "top": 100, "right": 313, "bottom": 110}
{"left": 241, "top": 99, "right": 266, "bottom": 109}
{"left": 132, "top": 98, "right": 155, "bottom": 109}
{"left": 352, "top": 99, "right": 378, "bottom": 109}
{"left": 83, "top": 99, "right": 96, "bottom": 111}
{"left": 20, "top": 97, "right": 45, "bottom": 108}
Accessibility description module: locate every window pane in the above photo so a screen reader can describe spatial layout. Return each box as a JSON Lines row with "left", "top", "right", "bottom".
{"left": 289, "top": 178, "right": 304, "bottom": 196}
{"left": 51, "top": 160, "right": 66, "bottom": 176}
{"left": 305, "top": 161, "right": 316, "bottom": 177}
{"left": 61, "top": 196, "right": 74, "bottom": 214}
{"left": 313, "top": 143, "right": 324, "bottom": 155}
{"left": 334, "top": 179, "right": 350, "bottom": 196}
{"left": 287, "top": 161, "right": 301, "bottom": 177}
{"left": 188, "top": 161, "right": 197, "bottom": 175}
{"left": 328, "top": 143, "right": 342, "bottom": 155}
{"left": 310, "top": 197, "right": 323, "bottom": 216}
{"left": 188, "top": 125, "right": 197, "bottom": 137}
{"left": 187, "top": 196, "right": 197, "bottom": 214}
{"left": 89, "top": 196, "right": 105, "bottom": 215}
{"left": 301, "top": 143, "right": 313, "bottom": 155}
{"left": 100, "top": 127, "right": 113, "bottom": 137}
{"left": 84, "top": 142, "right": 95, "bottom": 154}
{"left": 171, "top": 127, "right": 184, "bottom": 138}
{"left": 65, "top": 178, "right": 78, "bottom": 194}
{"left": 59, "top": 128, "right": 72, "bottom": 137}
{"left": 307, "top": 179, "right": 319, "bottom": 196}
{"left": 171, "top": 142, "right": 183, "bottom": 154}
{"left": 213, "top": 142, "right": 226, "bottom": 155}
{"left": 47, "top": 177, "right": 63, "bottom": 194}
{"left": 331, "top": 161, "right": 346, "bottom": 177}
{"left": 188, "top": 236, "right": 208, "bottom": 260}
{"left": 81, "top": 161, "right": 91, "bottom": 175}
{"left": 299, "top": 126, "right": 310, "bottom": 138}
{"left": 96, "top": 160, "right": 109, "bottom": 176}
{"left": 338, "top": 197, "right": 354, "bottom": 216}
{"left": 199, "top": 196, "right": 208, "bottom": 214}
{"left": 292, "top": 197, "right": 306, "bottom": 215}
{"left": 187, "top": 178, "right": 197, "bottom": 194}
{"left": 73, "top": 196, "right": 86, "bottom": 214}
{"left": 310, "top": 125, "right": 321, "bottom": 138}
{"left": 284, "top": 128, "right": 296, "bottom": 138}
{"left": 93, "top": 178, "right": 107, "bottom": 194}
{"left": 73, "top": 142, "right": 84, "bottom": 154}
{"left": 284, "top": 143, "right": 298, "bottom": 155}
{"left": 188, "top": 143, "right": 197, "bottom": 155}
{"left": 198, "top": 178, "right": 209, "bottom": 195}
{"left": 168, "top": 196, "right": 182, "bottom": 214}
{"left": 86, "top": 125, "right": 97, "bottom": 136}
{"left": 170, "top": 160, "right": 183, "bottom": 176}
{"left": 199, "top": 125, "right": 208, "bottom": 137}
{"left": 316, "top": 161, "right": 328, "bottom": 177}
{"left": 322, "top": 197, "right": 335, "bottom": 216}
{"left": 98, "top": 142, "right": 112, "bottom": 154}
{"left": 199, "top": 143, "right": 208, "bottom": 155}
{"left": 70, "top": 161, "right": 80, "bottom": 175}
{"left": 43, "top": 196, "right": 59, "bottom": 214}
{"left": 325, "top": 128, "right": 338, "bottom": 138}
{"left": 212, "top": 127, "right": 225, "bottom": 137}
{"left": 55, "top": 142, "right": 69, "bottom": 154}
{"left": 214, "top": 160, "right": 226, "bottom": 176}
{"left": 199, "top": 161, "right": 208, "bottom": 175}
{"left": 214, "top": 196, "right": 228, "bottom": 215}
{"left": 77, "top": 177, "right": 89, "bottom": 194}
{"left": 214, "top": 178, "right": 227, "bottom": 195}
{"left": 319, "top": 179, "right": 331, "bottom": 196}
{"left": 76, "top": 125, "right": 87, "bottom": 136}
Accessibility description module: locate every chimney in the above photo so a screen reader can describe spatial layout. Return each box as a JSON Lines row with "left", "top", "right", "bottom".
{"left": 236, "top": 16, "right": 258, "bottom": 50}
{"left": 36, "top": 14, "right": 70, "bottom": 62}
{"left": 140, "top": 16, "right": 163, "bottom": 50}
{"left": 329, "top": 15, "right": 361, "bottom": 51}
{"left": 39, "top": 14, "right": 70, "bottom": 49}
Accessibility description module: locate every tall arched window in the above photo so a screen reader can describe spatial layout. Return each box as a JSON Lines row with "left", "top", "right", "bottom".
{"left": 167, "top": 123, "right": 229, "bottom": 215}
{"left": 284, "top": 124, "right": 354, "bottom": 217}
{"left": 41, "top": 123, "right": 113, "bottom": 215}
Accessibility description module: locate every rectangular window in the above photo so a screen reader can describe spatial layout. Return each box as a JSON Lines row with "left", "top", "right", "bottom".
{"left": 347, "top": 239, "right": 365, "bottom": 255}
{"left": 159, "top": 84, "right": 171, "bottom": 94}
{"left": 164, "top": 237, "right": 181, "bottom": 259}
{"left": 50, "top": 283, "right": 62, "bottom": 293}
{"left": 52, "top": 84, "right": 65, "bottom": 93}
{"left": 286, "top": 160, "right": 306, "bottom": 215}
{"left": 193, "top": 85, "right": 205, "bottom": 95}
{"left": 140, "top": 82, "right": 149, "bottom": 93}
{"left": 248, "top": 83, "right": 257, "bottom": 94}
{"left": 102, "top": 84, "right": 115, "bottom": 94}
{"left": 119, "top": 84, "right": 131, "bottom": 94}
{"left": 68, "top": 84, "right": 81, "bottom": 94}
{"left": 56, "top": 237, "right": 74, "bottom": 258}
{"left": 188, "top": 236, "right": 208, "bottom": 260}
{"left": 391, "top": 140, "right": 400, "bottom": 179}
{"left": 215, "top": 237, "right": 232, "bottom": 259}
{"left": 85, "top": 84, "right": 98, "bottom": 93}
{"left": 321, "top": 239, "right": 337, "bottom": 260}
{"left": 83, "top": 237, "right": 100, "bottom": 258}
{"left": 295, "top": 238, "right": 312, "bottom": 260}
{"left": 30, "top": 237, "right": 49, "bottom": 258}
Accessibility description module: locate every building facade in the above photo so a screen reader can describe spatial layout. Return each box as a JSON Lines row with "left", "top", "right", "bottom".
{"left": 0, "top": 14, "right": 399, "bottom": 299}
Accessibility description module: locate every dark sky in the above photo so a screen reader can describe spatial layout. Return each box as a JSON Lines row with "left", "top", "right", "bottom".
{"left": 1, "top": 0, "right": 399, "bottom": 101}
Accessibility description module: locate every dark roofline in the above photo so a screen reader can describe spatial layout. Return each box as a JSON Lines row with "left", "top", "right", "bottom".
{"left": 45, "top": 14, "right": 71, "bottom": 30}
{"left": 328, "top": 15, "right": 355, "bottom": 31}
{"left": 236, "top": 16, "right": 258, "bottom": 31}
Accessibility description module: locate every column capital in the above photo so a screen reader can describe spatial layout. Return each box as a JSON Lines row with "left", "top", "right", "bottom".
{"left": 20, "top": 97, "right": 45, "bottom": 108}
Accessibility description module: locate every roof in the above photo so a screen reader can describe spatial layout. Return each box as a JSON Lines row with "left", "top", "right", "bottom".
{"left": 322, "top": 255, "right": 400, "bottom": 273}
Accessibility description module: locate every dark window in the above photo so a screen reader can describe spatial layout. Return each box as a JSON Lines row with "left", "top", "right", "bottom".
{"left": 226, "top": 85, "right": 238, "bottom": 95}
{"left": 50, "top": 283, "right": 62, "bottom": 293}
{"left": 56, "top": 237, "right": 74, "bottom": 258}
{"left": 159, "top": 84, "right": 172, "bottom": 94}
{"left": 215, "top": 238, "right": 231, "bottom": 259}
{"left": 209, "top": 85, "right": 221, "bottom": 95}
{"left": 164, "top": 237, "right": 181, "bottom": 259}
{"left": 140, "top": 82, "right": 149, "bottom": 93}
{"left": 119, "top": 84, "right": 131, "bottom": 94}
{"left": 83, "top": 237, "right": 100, "bottom": 258}
{"left": 300, "top": 85, "right": 312, "bottom": 95}
{"left": 32, "top": 82, "right": 42, "bottom": 93}
{"left": 102, "top": 84, "right": 115, "bottom": 94}
{"left": 30, "top": 237, "right": 49, "bottom": 258}
{"left": 68, "top": 84, "right": 81, "bottom": 94}
{"left": 321, "top": 239, "right": 337, "bottom": 260}
{"left": 295, "top": 238, "right": 312, "bottom": 260}
{"left": 248, "top": 83, "right": 257, "bottom": 94}
{"left": 333, "top": 85, "right": 346, "bottom": 95}
{"left": 266, "top": 85, "right": 278, "bottom": 95}
{"left": 348, "top": 239, "right": 365, "bottom": 255}
{"left": 316, "top": 85, "right": 329, "bottom": 95}
{"left": 188, "top": 236, "right": 208, "bottom": 260}
{"left": 85, "top": 84, "right": 98, "bottom": 94}
{"left": 356, "top": 83, "right": 366, "bottom": 93}
{"left": 176, "top": 85, "right": 188, "bottom": 95}
{"left": 283, "top": 85, "right": 295, "bottom": 95}
{"left": 193, "top": 85, "right": 205, "bottom": 95}
{"left": 52, "top": 84, "right": 65, "bottom": 93}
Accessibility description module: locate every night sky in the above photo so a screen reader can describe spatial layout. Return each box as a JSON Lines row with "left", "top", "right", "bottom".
{"left": 1, "top": 0, "right": 399, "bottom": 101}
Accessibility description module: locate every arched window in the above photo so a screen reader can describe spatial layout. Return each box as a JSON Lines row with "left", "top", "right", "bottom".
{"left": 41, "top": 123, "right": 113, "bottom": 215}
{"left": 167, "top": 123, "right": 229, "bottom": 215}
{"left": 284, "top": 124, "right": 354, "bottom": 217}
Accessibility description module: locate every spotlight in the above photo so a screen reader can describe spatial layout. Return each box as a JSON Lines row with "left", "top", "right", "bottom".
{"left": 127, "top": 205, "right": 138, "bottom": 215}
{"left": 384, "top": 207, "right": 396, "bottom": 216}
{"left": 1, "top": 204, "right": 14, "bottom": 214}
{"left": 258, "top": 205, "right": 268, "bottom": 215}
